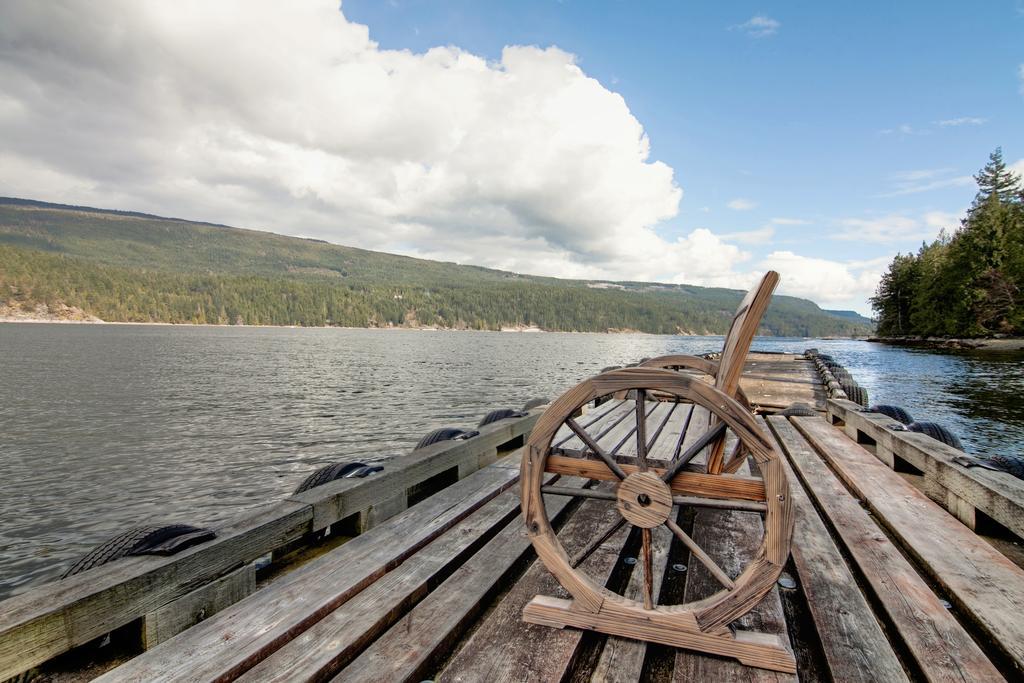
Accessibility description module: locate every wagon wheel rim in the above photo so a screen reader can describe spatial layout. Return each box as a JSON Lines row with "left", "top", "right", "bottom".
{"left": 520, "top": 367, "right": 793, "bottom": 632}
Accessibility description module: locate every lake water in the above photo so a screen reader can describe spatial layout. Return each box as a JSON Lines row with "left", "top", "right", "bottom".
{"left": 1, "top": 323, "right": 1021, "bottom": 599}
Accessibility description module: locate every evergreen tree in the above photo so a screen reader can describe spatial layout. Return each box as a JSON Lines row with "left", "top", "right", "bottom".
{"left": 972, "top": 147, "right": 1022, "bottom": 208}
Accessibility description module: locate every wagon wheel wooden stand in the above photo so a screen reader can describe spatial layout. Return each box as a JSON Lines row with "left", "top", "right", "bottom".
{"left": 520, "top": 276, "right": 795, "bottom": 673}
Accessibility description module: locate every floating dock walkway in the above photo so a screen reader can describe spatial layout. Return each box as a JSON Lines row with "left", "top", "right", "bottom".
{"left": 1, "top": 352, "right": 1022, "bottom": 681}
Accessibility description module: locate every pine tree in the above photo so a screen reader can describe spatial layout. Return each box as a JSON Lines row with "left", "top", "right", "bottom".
{"left": 972, "top": 147, "right": 1022, "bottom": 209}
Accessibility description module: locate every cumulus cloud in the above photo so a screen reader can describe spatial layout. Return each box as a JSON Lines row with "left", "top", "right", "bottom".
{"left": 0, "top": 0, "right": 684, "bottom": 281}
{"left": 0, "top": 0, "right": 883, "bottom": 312}
{"left": 727, "top": 198, "right": 757, "bottom": 211}
{"left": 759, "top": 251, "right": 884, "bottom": 311}
{"left": 731, "top": 16, "right": 781, "bottom": 38}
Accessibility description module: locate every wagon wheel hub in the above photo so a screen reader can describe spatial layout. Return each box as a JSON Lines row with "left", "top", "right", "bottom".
{"left": 615, "top": 472, "right": 672, "bottom": 528}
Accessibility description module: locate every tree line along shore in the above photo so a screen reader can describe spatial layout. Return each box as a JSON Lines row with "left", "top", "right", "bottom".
{"left": 872, "top": 148, "right": 1024, "bottom": 339}
{"left": 0, "top": 199, "right": 872, "bottom": 337}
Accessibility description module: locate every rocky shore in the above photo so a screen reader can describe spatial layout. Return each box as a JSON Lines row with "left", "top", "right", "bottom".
{"left": 868, "top": 336, "right": 1024, "bottom": 352}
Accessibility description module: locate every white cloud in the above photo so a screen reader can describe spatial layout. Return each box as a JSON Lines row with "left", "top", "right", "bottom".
{"left": 922, "top": 210, "right": 961, "bottom": 235}
{"left": 727, "top": 198, "right": 757, "bottom": 211}
{"left": 879, "top": 124, "right": 927, "bottom": 136}
{"left": 879, "top": 169, "right": 973, "bottom": 197}
{"left": 935, "top": 117, "right": 987, "bottom": 127}
{"left": 0, "top": 0, "right": 686, "bottom": 283}
{"left": 834, "top": 215, "right": 928, "bottom": 243}
{"left": 731, "top": 16, "right": 781, "bottom": 38}
{"left": 0, "top": 1, "right": 886, "bottom": 314}
{"left": 760, "top": 251, "right": 883, "bottom": 313}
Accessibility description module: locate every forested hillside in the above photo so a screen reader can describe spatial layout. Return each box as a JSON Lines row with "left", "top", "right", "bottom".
{"left": 0, "top": 198, "right": 873, "bottom": 335}
{"left": 872, "top": 149, "right": 1024, "bottom": 337}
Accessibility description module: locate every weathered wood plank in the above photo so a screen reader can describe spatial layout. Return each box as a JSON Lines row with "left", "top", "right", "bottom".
{"left": 615, "top": 400, "right": 677, "bottom": 458}
{"left": 95, "top": 464, "right": 520, "bottom": 683}
{"left": 590, "top": 524, "right": 672, "bottom": 682}
{"left": 239, "top": 480, "right": 551, "bottom": 682}
{"left": 142, "top": 563, "right": 256, "bottom": 650}
{"left": 0, "top": 499, "right": 312, "bottom": 681}
{"left": 438, "top": 492, "right": 630, "bottom": 683}
{"left": 291, "top": 412, "right": 538, "bottom": 532}
{"left": 672, "top": 460, "right": 795, "bottom": 683}
{"left": 828, "top": 398, "right": 1024, "bottom": 539}
{"left": 780, "top": 417, "right": 1001, "bottom": 682}
{"left": 553, "top": 400, "right": 634, "bottom": 451}
{"left": 646, "top": 403, "right": 694, "bottom": 462}
{"left": 333, "top": 482, "right": 587, "bottom": 683}
{"left": 794, "top": 416, "right": 1024, "bottom": 675}
{"left": 765, "top": 417, "right": 908, "bottom": 683}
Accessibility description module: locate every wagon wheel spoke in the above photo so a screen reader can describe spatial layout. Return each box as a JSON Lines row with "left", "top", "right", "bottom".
{"left": 540, "top": 485, "right": 616, "bottom": 502}
{"left": 641, "top": 527, "right": 654, "bottom": 609}
{"left": 664, "top": 517, "right": 735, "bottom": 590}
{"left": 634, "top": 389, "right": 649, "bottom": 471}
{"left": 660, "top": 421, "right": 727, "bottom": 483}
{"left": 566, "top": 417, "right": 628, "bottom": 480}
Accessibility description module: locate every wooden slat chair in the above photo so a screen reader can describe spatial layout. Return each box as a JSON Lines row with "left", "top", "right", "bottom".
{"left": 519, "top": 270, "right": 796, "bottom": 673}
{"left": 639, "top": 270, "right": 779, "bottom": 474}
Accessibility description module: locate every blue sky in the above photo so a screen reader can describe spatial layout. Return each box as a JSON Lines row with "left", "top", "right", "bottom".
{"left": 345, "top": 0, "right": 1023, "bottom": 281}
{"left": 1, "top": 1, "right": 1021, "bottom": 313}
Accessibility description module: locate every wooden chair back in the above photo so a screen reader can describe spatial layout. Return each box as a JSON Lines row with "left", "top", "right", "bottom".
{"left": 715, "top": 271, "right": 780, "bottom": 395}
{"left": 707, "top": 270, "right": 780, "bottom": 472}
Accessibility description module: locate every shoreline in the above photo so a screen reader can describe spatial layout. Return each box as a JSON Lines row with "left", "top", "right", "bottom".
{"left": 0, "top": 317, "right": 717, "bottom": 336}
{"left": 867, "top": 336, "right": 1024, "bottom": 352}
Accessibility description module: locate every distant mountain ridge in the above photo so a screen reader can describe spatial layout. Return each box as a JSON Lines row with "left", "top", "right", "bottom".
{"left": 0, "top": 197, "right": 874, "bottom": 335}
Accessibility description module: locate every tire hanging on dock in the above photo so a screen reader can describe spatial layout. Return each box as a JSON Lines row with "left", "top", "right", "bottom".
{"left": 293, "top": 462, "right": 377, "bottom": 494}
{"left": 62, "top": 525, "right": 216, "bottom": 578}
{"left": 414, "top": 427, "right": 479, "bottom": 451}
{"left": 869, "top": 404, "right": 914, "bottom": 425}
{"left": 907, "top": 422, "right": 964, "bottom": 450}
{"left": 478, "top": 408, "right": 528, "bottom": 427}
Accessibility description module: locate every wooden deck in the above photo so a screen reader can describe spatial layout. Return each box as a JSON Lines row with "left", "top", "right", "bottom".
{"left": 5, "top": 353, "right": 1022, "bottom": 682}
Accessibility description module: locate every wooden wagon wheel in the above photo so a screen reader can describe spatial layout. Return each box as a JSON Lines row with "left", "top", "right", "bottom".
{"left": 520, "top": 367, "right": 795, "bottom": 673}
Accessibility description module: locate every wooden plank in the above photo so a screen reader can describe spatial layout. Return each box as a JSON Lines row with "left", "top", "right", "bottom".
{"left": 828, "top": 398, "right": 1024, "bottom": 539}
{"left": 239, "top": 481, "right": 547, "bottom": 682}
{"left": 438, "top": 492, "right": 630, "bottom": 682}
{"left": 590, "top": 524, "right": 673, "bottom": 681}
{"left": 794, "top": 416, "right": 1024, "bottom": 675}
{"left": 616, "top": 401, "right": 676, "bottom": 458}
{"left": 95, "top": 464, "right": 520, "bottom": 683}
{"left": 765, "top": 417, "right": 908, "bottom": 683}
{"left": 602, "top": 399, "right": 659, "bottom": 455}
{"left": 777, "top": 418, "right": 1001, "bottom": 682}
{"left": 0, "top": 499, "right": 312, "bottom": 682}
{"left": 545, "top": 455, "right": 766, "bottom": 501}
{"left": 142, "top": 563, "right": 256, "bottom": 650}
{"left": 333, "top": 482, "right": 586, "bottom": 683}
{"left": 0, "top": 413, "right": 540, "bottom": 681}
{"left": 646, "top": 403, "right": 693, "bottom": 462}
{"left": 672, "top": 460, "right": 795, "bottom": 683}
{"left": 552, "top": 400, "right": 632, "bottom": 450}
{"left": 291, "top": 413, "right": 537, "bottom": 532}
{"left": 554, "top": 400, "right": 634, "bottom": 454}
